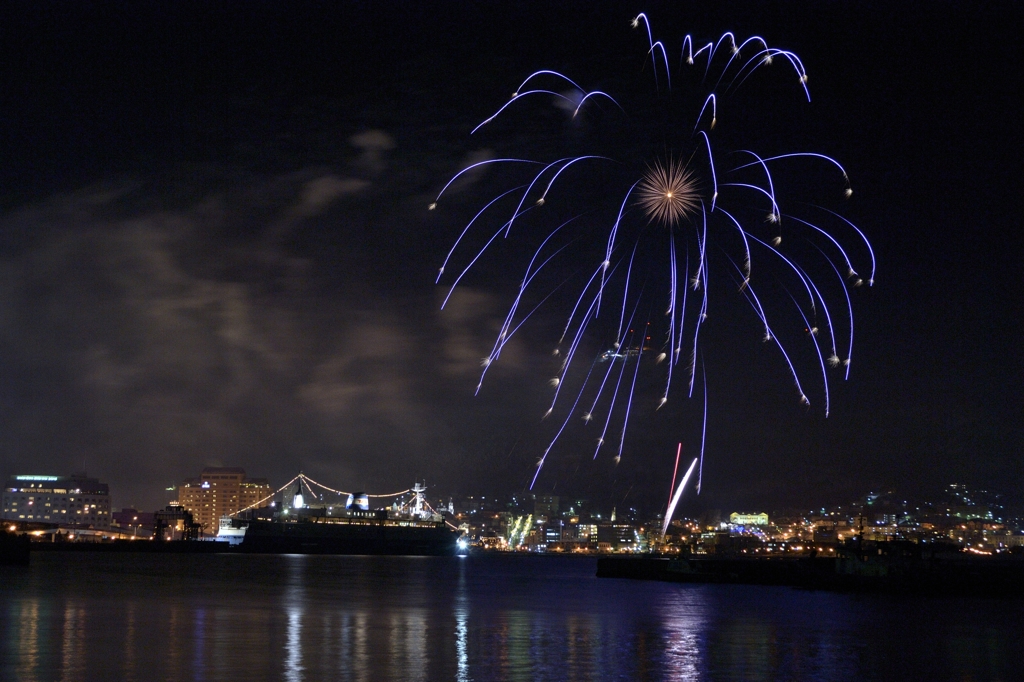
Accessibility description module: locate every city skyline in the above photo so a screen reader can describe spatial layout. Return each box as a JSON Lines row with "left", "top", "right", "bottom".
{"left": 1, "top": 2, "right": 1021, "bottom": 515}
{"left": 6, "top": 464, "right": 1020, "bottom": 530}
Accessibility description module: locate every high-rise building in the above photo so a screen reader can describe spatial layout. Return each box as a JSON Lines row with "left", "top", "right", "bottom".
{"left": 534, "top": 495, "right": 559, "bottom": 519}
{"left": 176, "top": 467, "right": 271, "bottom": 534}
{"left": 2, "top": 473, "right": 111, "bottom": 529}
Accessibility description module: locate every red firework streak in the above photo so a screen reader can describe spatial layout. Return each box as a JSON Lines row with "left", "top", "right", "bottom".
{"left": 667, "top": 442, "right": 682, "bottom": 509}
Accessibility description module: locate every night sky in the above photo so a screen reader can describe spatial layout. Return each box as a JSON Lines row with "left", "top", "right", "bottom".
{"left": 1, "top": 2, "right": 1021, "bottom": 515}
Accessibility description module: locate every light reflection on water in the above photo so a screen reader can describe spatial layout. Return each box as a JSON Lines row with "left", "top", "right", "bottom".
{"left": 284, "top": 556, "right": 304, "bottom": 682}
{"left": 1, "top": 552, "right": 1021, "bottom": 681}
{"left": 455, "top": 558, "right": 469, "bottom": 682}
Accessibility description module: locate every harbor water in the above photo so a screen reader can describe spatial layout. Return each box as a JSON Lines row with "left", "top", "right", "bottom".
{"left": 1, "top": 552, "right": 1020, "bottom": 681}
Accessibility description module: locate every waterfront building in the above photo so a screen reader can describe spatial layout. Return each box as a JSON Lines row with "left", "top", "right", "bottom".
{"left": 2, "top": 473, "right": 111, "bottom": 529}
{"left": 596, "top": 523, "right": 640, "bottom": 551}
{"left": 176, "top": 467, "right": 271, "bottom": 534}
{"left": 111, "top": 508, "right": 156, "bottom": 536}
{"left": 543, "top": 520, "right": 564, "bottom": 544}
{"left": 154, "top": 505, "right": 202, "bottom": 541}
{"left": 570, "top": 522, "right": 598, "bottom": 544}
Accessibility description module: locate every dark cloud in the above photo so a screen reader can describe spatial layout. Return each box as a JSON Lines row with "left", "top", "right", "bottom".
{"left": 0, "top": 160, "right": 525, "bottom": 509}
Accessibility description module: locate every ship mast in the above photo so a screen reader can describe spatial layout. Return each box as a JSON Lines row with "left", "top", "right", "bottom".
{"left": 412, "top": 482, "right": 427, "bottom": 518}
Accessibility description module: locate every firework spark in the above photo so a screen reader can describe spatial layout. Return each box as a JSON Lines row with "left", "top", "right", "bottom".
{"left": 431, "top": 13, "right": 873, "bottom": 494}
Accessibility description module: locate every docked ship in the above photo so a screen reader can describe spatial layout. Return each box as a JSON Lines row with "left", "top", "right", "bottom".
{"left": 231, "top": 479, "right": 460, "bottom": 556}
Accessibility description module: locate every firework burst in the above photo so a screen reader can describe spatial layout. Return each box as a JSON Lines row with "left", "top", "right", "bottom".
{"left": 430, "top": 14, "right": 874, "bottom": 508}
{"left": 637, "top": 158, "right": 701, "bottom": 227}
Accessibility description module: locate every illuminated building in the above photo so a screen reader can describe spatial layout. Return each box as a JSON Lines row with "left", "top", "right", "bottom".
{"left": 729, "top": 512, "right": 769, "bottom": 526}
{"left": 176, "top": 467, "right": 271, "bottom": 534}
{"left": 2, "top": 473, "right": 111, "bottom": 529}
{"left": 543, "top": 520, "right": 564, "bottom": 544}
{"left": 596, "top": 523, "right": 639, "bottom": 551}
{"left": 569, "top": 522, "right": 598, "bottom": 543}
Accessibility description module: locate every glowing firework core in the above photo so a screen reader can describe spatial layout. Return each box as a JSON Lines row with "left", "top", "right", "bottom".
{"left": 637, "top": 159, "right": 700, "bottom": 226}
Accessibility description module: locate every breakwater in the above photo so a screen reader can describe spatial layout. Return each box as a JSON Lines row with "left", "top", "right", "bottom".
{"left": 597, "top": 550, "right": 1024, "bottom": 596}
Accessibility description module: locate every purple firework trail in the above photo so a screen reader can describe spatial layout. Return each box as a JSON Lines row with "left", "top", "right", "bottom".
{"left": 431, "top": 13, "right": 874, "bottom": 500}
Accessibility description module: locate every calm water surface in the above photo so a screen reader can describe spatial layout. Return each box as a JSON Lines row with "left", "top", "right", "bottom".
{"left": 1, "top": 552, "right": 1019, "bottom": 681}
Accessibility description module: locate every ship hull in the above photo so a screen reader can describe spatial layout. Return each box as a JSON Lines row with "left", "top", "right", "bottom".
{"left": 240, "top": 519, "right": 458, "bottom": 556}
